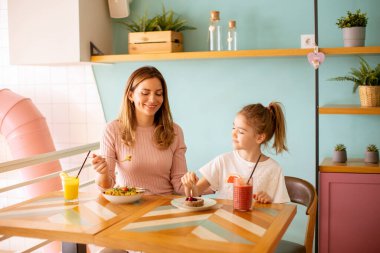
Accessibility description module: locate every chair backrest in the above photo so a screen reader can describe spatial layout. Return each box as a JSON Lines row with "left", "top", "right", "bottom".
{"left": 284, "top": 176, "right": 317, "bottom": 253}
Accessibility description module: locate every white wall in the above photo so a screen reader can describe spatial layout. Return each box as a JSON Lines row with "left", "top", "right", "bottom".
{"left": 0, "top": 0, "right": 106, "bottom": 251}
{"left": 0, "top": 0, "right": 106, "bottom": 190}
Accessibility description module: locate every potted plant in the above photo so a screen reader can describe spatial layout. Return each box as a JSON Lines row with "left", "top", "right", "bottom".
{"left": 333, "top": 144, "right": 347, "bottom": 163}
{"left": 120, "top": 7, "right": 196, "bottom": 54}
{"left": 336, "top": 9, "right": 368, "bottom": 47}
{"left": 364, "top": 144, "right": 379, "bottom": 164}
{"left": 329, "top": 57, "right": 380, "bottom": 107}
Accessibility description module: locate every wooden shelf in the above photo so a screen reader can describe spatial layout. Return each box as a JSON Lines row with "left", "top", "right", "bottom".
{"left": 320, "top": 46, "right": 380, "bottom": 56}
{"left": 91, "top": 46, "right": 380, "bottom": 63}
{"left": 91, "top": 48, "right": 313, "bottom": 63}
{"left": 319, "top": 158, "right": 380, "bottom": 173}
{"left": 319, "top": 104, "right": 380, "bottom": 115}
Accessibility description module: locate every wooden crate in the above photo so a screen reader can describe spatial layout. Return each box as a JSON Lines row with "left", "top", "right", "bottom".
{"left": 128, "top": 31, "right": 183, "bottom": 54}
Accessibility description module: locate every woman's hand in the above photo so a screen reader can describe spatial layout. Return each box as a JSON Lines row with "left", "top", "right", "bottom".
{"left": 92, "top": 154, "right": 108, "bottom": 175}
{"left": 253, "top": 191, "right": 272, "bottom": 204}
{"left": 181, "top": 172, "right": 198, "bottom": 197}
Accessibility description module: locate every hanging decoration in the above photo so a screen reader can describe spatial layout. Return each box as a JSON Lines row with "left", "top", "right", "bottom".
{"left": 307, "top": 46, "right": 325, "bottom": 69}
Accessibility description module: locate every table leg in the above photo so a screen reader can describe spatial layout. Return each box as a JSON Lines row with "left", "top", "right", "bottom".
{"left": 62, "top": 242, "right": 87, "bottom": 253}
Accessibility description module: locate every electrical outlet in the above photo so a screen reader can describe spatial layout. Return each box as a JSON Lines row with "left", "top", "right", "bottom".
{"left": 301, "top": 34, "right": 315, "bottom": 48}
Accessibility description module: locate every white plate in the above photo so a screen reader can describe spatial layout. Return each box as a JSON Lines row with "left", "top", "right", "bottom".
{"left": 171, "top": 197, "right": 217, "bottom": 211}
{"left": 102, "top": 192, "right": 143, "bottom": 204}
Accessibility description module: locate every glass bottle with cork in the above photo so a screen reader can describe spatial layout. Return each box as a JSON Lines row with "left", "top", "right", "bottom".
{"left": 227, "top": 20, "right": 237, "bottom": 51}
{"left": 208, "top": 11, "right": 222, "bottom": 51}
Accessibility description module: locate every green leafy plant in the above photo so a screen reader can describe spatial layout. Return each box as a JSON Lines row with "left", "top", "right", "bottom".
{"left": 328, "top": 57, "right": 380, "bottom": 93}
{"left": 335, "top": 144, "right": 346, "bottom": 151}
{"left": 119, "top": 7, "right": 196, "bottom": 32}
{"left": 367, "top": 144, "right": 379, "bottom": 152}
{"left": 336, "top": 9, "right": 368, "bottom": 29}
{"left": 119, "top": 13, "right": 158, "bottom": 32}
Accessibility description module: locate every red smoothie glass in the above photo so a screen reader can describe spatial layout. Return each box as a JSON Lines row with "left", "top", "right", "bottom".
{"left": 233, "top": 177, "right": 253, "bottom": 211}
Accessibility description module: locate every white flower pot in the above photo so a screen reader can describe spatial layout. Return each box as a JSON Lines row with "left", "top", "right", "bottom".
{"left": 342, "top": 27, "right": 366, "bottom": 47}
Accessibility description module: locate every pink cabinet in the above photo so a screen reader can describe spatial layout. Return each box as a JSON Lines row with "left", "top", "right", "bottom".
{"left": 319, "top": 172, "right": 380, "bottom": 253}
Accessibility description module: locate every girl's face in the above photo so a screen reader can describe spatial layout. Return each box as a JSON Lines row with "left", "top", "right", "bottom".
{"left": 232, "top": 114, "right": 264, "bottom": 150}
{"left": 128, "top": 77, "right": 164, "bottom": 120}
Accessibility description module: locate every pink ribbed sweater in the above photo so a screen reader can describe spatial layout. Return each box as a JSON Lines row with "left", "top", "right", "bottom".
{"left": 100, "top": 120, "right": 187, "bottom": 195}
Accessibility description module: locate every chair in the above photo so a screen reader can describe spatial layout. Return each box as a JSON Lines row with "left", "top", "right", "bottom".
{"left": 275, "top": 176, "right": 317, "bottom": 253}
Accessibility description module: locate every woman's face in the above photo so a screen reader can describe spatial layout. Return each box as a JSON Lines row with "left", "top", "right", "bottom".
{"left": 232, "top": 114, "right": 263, "bottom": 150}
{"left": 128, "top": 77, "right": 164, "bottom": 121}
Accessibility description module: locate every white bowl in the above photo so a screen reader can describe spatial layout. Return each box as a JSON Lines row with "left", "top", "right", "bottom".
{"left": 102, "top": 192, "right": 143, "bottom": 204}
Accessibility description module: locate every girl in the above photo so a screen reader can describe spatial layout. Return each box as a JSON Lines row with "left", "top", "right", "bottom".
{"left": 181, "top": 102, "right": 290, "bottom": 203}
{"left": 92, "top": 66, "right": 187, "bottom": 195}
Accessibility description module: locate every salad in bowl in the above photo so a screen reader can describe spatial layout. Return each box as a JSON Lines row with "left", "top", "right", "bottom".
{"left": 102, "top": 186, "right": 144, "bottom": 204}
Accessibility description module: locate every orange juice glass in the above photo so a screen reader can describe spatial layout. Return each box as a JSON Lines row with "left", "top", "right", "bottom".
{"left": 61, "top": 176, "right": 79, "bottom": 204}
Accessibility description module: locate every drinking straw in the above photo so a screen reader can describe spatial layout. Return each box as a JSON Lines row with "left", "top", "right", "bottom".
{"left": 246, "top": 154, "right": 262, "bottom": 184}
{"left": 76, "top": 150, "right": 91, "bottom": 178}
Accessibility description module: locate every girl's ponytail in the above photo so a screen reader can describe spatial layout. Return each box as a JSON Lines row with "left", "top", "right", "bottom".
{"left": 268, "top": 102, "right": 288, "bottom": 154}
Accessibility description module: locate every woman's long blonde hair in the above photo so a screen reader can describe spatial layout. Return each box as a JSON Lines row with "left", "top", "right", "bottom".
{"left": 239, "top": 102, "right": 288, "bottom": 154}
{"left": 118, "top": 66, "right": 175, "bottom": 149}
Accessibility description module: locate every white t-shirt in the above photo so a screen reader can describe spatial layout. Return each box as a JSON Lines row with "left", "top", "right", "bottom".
{"left": 199, "top": 150, "right": 290, "bottom": 203}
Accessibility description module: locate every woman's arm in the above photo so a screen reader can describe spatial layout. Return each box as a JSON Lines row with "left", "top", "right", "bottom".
{"left": 93, "top": 122, "right": 117, "bottom": 191}
{"left": 170, "top": 125, "right": 188, "bottom": 195}
{"left": 92, "top": 154, "right": 113, "bottom": 189}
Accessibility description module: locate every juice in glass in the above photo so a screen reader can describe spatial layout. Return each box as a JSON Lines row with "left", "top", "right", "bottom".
{"left": 61, "top": 175, "right": 79, "bottom": 204}
{"left": 233, "top": 177, "right": 253, "bottom": 211}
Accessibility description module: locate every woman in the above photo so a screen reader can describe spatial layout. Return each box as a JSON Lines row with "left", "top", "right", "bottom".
{"left": 92, "top": 66, "right": 187, "bottom": 195}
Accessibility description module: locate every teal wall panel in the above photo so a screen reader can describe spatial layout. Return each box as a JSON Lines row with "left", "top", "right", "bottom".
{"left": 113, "top": 0, "right": 314, "bottom": 53}
{"left": 93, "top": 0, "right": 380, "bottom": 246}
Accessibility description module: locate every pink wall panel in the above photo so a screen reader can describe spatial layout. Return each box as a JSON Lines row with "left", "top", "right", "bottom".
{"left": 319, "top": 173, "right": 380, "bottom": 253}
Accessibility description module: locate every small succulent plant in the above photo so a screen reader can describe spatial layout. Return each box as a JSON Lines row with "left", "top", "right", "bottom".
{"left": 335, "top": 144, "right": 346, "bottom": 151}
{"left": 367, "top": 144, "right": 379, "bottom": 152}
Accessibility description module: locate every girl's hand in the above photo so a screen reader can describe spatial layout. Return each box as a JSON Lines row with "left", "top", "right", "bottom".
{"left": 253, "top": 191, "right": 272, "bottom": 204}
{"left": 92, "top": 154, "right": 108, "bottom": 175}
{"left": 181, "top": 172, "right": 198, "bottom": 197}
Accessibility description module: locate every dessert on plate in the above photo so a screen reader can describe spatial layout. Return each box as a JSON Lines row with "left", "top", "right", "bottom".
{"left": 184, "top": 196, "right": 204, "bottom": 207}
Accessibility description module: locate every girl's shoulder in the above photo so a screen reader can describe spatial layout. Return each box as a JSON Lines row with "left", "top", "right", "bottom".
{"left": 215, "top": 151, "right": 236, "bottom": 162}
{"left": 260, "top": 157, "right": 282, "bottom": 170}
{"left": 201, "top": 152, "right": 234, "bottom": 167}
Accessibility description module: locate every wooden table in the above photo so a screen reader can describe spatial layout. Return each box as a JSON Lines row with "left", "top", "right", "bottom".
{"left": 0, "top": 192, "right": 296, "bottom": 253}
{"left": 94, "top": 197, "right": 296, "bottom": 253}
{"left": 0, "top": 191, "right": 162, "bottom": 252}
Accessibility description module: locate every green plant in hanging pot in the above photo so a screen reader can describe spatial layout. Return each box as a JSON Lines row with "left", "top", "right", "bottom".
{"left": 336, "top": 9, "right": 368, "bottom": 47}
{"left": 329, "top": 57, "right": 380, "bottom": 107}
{"left": 365, "top": 144, "right": 379, "bottom": 164}
{"left": 333, "top": 144, "right": 347, "bottom": 163}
